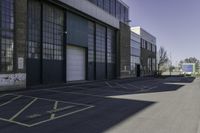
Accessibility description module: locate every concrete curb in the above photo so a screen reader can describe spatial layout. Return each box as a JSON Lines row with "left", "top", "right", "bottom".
{"left": 197, "top": 119, "right": 200, "bottom": 133}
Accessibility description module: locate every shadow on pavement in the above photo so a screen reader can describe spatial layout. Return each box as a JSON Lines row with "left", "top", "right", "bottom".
{"left": 0, "top": 77, "right": 195, "bottom": 133}
{"left": 0, "top": 90, "right": 156, "bottom": 133}
{"left": 164, "top": 77, "right": 195, "bottom": 83}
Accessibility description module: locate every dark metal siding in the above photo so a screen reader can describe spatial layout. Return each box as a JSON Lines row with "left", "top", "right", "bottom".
{"left": 67, "top": 12, "right": 88, "bottom": 48}
{"left": 27, "top": 0, "right": 65, "bottom": 86}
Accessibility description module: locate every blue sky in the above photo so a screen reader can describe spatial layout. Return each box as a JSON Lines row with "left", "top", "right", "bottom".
{"left": 122, "top": 0, "right": 200, "bottom": 65}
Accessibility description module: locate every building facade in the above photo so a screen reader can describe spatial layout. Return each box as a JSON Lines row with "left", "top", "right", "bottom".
{"left": 130, "top": 31, "right": 141, "bottom": 77}
{"left": 131, "top": 27, "right": 157, "bottom": 76}
{"left": 0, "top": 0, "right": 130, "bottom": 90}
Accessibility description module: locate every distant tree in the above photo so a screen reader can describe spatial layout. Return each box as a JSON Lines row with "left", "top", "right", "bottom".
{"left": 169, "top": 65, "right": 175, "bottom": 72}
{"left": 157, "top": 47, "right": 169, "bottom": 75}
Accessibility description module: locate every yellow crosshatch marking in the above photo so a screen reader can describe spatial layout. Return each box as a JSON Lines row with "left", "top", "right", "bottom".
{"left": 0, "top": 95, "right": 22, "bottom": 107}
{"left": 0, "top": 94, "right": 94, "bottom": 127}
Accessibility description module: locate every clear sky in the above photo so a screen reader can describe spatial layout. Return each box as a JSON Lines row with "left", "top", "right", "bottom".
{"left": 122, "top": 0, "right": 200, "bottom": 65}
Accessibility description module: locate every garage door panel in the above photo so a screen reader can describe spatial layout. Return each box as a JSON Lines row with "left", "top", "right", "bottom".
{"left": 67, "top": 45, "right": 86, "bottom": 81}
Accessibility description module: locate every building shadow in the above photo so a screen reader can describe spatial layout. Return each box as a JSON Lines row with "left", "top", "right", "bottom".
{"left": 0, "top": 76, "right": 195, "bottom": 133}
{"left": 0, "top": 90, "right": 156, "bottom": 133}
{"left": 164, "top": 76, "right": 195, "bottom": 83}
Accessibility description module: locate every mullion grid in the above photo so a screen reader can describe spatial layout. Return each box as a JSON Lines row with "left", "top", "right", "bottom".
{"left": 0, "top": 0, "right": 14, "bottom": 72}
{"left": 88, "top": 22, "right": 94, "bottom": 62}
{"left": 96, "top": 25, "right": 106, "bottom": 64}
{"left": 42, "top": 4, "right": 64, "bottom": 61}
{"left": 28, "top": 0, "right": 41, "bottom": 59}
{"left": 107, "top": 28, "right": 115, "bottom": 64}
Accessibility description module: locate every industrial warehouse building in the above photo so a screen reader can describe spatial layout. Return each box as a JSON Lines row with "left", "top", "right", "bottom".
{"left": 0, "top": 0, "right": 132, "bottom": 89}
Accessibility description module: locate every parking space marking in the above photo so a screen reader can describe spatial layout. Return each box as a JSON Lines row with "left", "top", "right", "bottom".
{"left": 9, "top": 98, "right": 38, "bottom": 121}
{"left": 66, "top": 79, "right": 160, "bottom": 88}
{"left": 126, "top": 83, "right": 141, "bottom": 89}
{"left": 11, "top": 93, "right": 91, "bottom": 107}
{"left": 135, "top": 84, "right": 160, "bottom": 93}
{"left": 115, "top": 83, "right": 129, "bottom": 89}
{"left": 13, "top": 79, "right": 163, "bottom": 96}
{"left": 148, "top": 86, "right": 158, "bottom": 90}
{"left": 0, "top": 94, "right": 94, "bottom": 127}
{"left": 65, "top": 86, "right": 131, "bottom": 94}
{"left": 29, "top": 105, "right": 94, "bottom": 127}
{"left": 139, "top": 86, "right": 158, "bottom": 92}
{"left": 0, "top": 117, "right": 30, "bottom": 127}
{"left": 0, "top": 94, "right": 8, "bottom": 98}
{"left": 0, "top": 95, "right": 22, "bottom": 107}
{"left": 27, "top": 114, "right": 41, "bottom": 119}
{"left": 50, "top": 101, "right": 58, "bottom": 119}
{"left": 46, "top": 89, "right": 106, "bottom": 98}
{"left": 105, "top": 81, "right": 113, "bottom": 88}
{"left": 48, "top": 105, "right": 74, "bottom": 114}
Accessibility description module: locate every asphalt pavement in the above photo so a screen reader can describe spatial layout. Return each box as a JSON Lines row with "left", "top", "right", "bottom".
{"left": 0, "top": 77, "right": 199, "bottom": 133}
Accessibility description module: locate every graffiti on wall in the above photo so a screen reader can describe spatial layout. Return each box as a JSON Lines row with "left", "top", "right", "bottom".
{"left": 0, "top": 73, "right": 26, "bottom": 87}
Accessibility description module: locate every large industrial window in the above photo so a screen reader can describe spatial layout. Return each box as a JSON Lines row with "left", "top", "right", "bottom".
{"left": 0, "top": 0, "right": 14, "bottom": 72}
{"left": 28, "top": 0, "right": 41, "bottom": 59}
{"left": 88, "top": 21, "right": 95, "bottom": 63}
{"left": 88, "top": 0, "right": 97, "bottom": 5}
{"left": 148, "top": 58, "right": 152, "bottom": 72}
{"left": 103, "top": 0, "right": 110, "bottom": 13}
{"left": 97, "top": 0, "right": 104, "bottom": 9}
{"left": 107, "top": 28, "right": 115, "bottom": 64}
{"left": 120, "top": 4, "right": 125, "bottom": 22}
{"left": 147, "top": 42, "right": 152, "bottom": 51}
{"left": 152, "top": 58, "right": 156, "bottom": 71}
{"left": 130, "top": 56, "right": 140, "bottom": 76}
{"left": 43, "top": 4, "right": 64, "bottom": 61}
{"left": 88, "top": 21, "right": 95, "bottom": 80}
{"left": 131, "top": 40, "right": 141, "bottom": 57}
{"left": 87, "top": 0, "right": 129, "bottom": 23}
{"left": 152, "top": 44, "right": 156, "bottom": 53}
{"left": 28, "top": 2, "right": 64, "bottom": 61}
{"left": 116, "top": 1, "right": 121, "bottom": 20}
{"left": 96, "top": 24, "right": 106, "bottom": 63}
{"left": 141, "top": 39, "right": 145, "bottom": 48}
{"left": 124, "top": 7, "right": 129, "bottom": 22}
{"left": 110, "top": 0, "right": 116, "bottom": 16}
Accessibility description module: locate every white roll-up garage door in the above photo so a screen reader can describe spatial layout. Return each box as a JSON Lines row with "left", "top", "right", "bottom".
{"left": 67, "top": 45, "right": 86, "bottom": 81}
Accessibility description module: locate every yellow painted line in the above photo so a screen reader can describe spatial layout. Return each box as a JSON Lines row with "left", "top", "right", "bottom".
{"left": 0, "top": 95, "right": 22, "bottom": 107}
{"left": 10, "top": 93, "right": 92, "bottom": 107}
{"left": 105, "top": 81, "right": 113, "bottom": 88}
{"left": 49, "top": 105, "right": 75, "bottom": 119}
{"left": 66, "top": 86, "right": 129, "bottom": 93}
{"left": 9, "top": 98, "right": 38, "bottom": 121}
{"left": 29, "top": 105, "right": 94, "bottom": 127}
{"left": 127, "top": 83, "right": 141, "bottom": 89}
{"left": 0, "top": 106, "right": 94, "bottom": 127}
{"left": 0, "top": 94, "right": 95, "bottom": 127}
{"left": 50, "top": 101, "right": 58, "bottom": 119}
{"left": 0, "top": 94, "right": 8, "bottom": 98}
{"left": 47, "top": 106, "right": 74, "bottom": 114}
{"left": 47, "top": 89, "right": 106, "bottom": 98}
{"left": 0, "top": 117, "right": 30, "bottom": 127}
{"left": 116, "top": 83, "right": 128, "bottom": 89}
{"left": 27, "top": 114, "right": 41, "bottom": 119}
